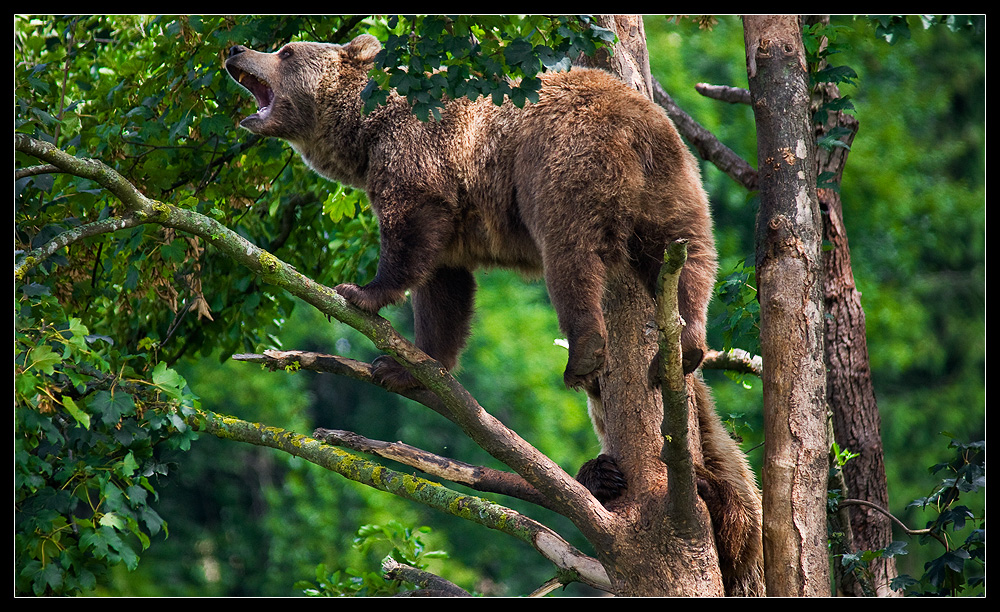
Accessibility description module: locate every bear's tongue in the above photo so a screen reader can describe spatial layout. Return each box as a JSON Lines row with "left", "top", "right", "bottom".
{"left": 237, "top": 71, "right": 274, "bottom": 116}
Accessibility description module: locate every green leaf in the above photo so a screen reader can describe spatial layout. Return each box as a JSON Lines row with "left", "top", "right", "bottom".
{"left": 99, "top": 512, "right": 126, "bottom": 530}
{"left": 151, "top": 361, "right": 188, "bottom": 400}
{"left": 92, "top": 390, "right": 136, "bottom": 426}
{"left": 504, "top": 38, "right": 536, "bottom": 71}
{"left": 119, "top": 452, "right": 140, "bottom": 476}
{"left": 27, "top": 344, "right": 61, "bottom": 375}
{"left": 61, "top": 396, "right": 91, "bottom": 429}
{"left": 814, "top": 64, "right": 858, "bottom": 86}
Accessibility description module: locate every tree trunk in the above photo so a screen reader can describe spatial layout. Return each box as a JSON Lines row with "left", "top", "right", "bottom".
{"left": 597, "top": 269, "right": 724, "bottom": 596}
{"left": 743, "top": 15, "right": 830, "bottom": 597}
{"left": 803, "top": 15, "right": 898, "bottom": 596}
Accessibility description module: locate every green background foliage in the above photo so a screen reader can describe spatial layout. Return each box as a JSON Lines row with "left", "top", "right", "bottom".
{"left": 15, "top": 15, "right": 983, "bottom": 596}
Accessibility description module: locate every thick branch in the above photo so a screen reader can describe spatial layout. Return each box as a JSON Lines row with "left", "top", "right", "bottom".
{"left": 15, "top": 134, "right": 614, "bottom": 540}
{"left": 192, "top": 410, "right": 612, "bottom": 592}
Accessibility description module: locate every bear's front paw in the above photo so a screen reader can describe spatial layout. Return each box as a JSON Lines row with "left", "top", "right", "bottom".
{"left": 371, "top": 355, "right": 421, "bottom": 392}
{"left": 335, "top": 282, "right": 408, "bottom": 313}
{"left": 335, "top": 283, "right": 385, "bottom": 313}
{"left": 576, "top": 454, "right": 627, "bottom": 505}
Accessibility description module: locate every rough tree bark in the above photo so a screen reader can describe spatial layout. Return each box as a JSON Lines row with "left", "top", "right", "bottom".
{"left": 743, "top": 15, "right": 830, "bottom": 596}
{"left": 804, "top": 14, "right": 899, "bottom": 597}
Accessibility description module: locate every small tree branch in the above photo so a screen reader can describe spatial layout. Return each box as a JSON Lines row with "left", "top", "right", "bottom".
{"left": 312, "top": 427, "right": 555, "bottom": 510}
{"left": 15, "top": 163, "right": 62, "bottom": 179}
{"left": 529, "top": 577, "right": 568, "bottom": 597}
{"left": 695, "top": 82, "right": 752, "bottom": 105}
{"left": 381, "top": 557, "right": 472, "bottom": 597}
{"left": 15, "top": 213, "right": 147, "bottom": 282}
{"left": 838, "top": 499, "right": 939, "bottom": 542}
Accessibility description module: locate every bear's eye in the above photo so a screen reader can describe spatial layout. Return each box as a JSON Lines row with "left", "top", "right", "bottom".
{"left": 278, "top": 46, "right": 294, "bottom": 60}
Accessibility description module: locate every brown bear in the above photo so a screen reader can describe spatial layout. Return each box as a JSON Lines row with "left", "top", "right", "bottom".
{"left": 224, "top": 34, "right": 717, "bottom": 390}
{"left": 225, "top": 33, "right": 763, "bottom": 596}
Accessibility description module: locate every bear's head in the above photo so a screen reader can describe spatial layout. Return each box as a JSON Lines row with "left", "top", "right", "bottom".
{"left": 225, "top": 34, "right": 382, "bottom": 143}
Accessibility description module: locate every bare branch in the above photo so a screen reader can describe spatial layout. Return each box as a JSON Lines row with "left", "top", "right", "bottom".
{"left": 234, "top": 350, "right": 455, "bottom": 422}
{"left": 838, "top": 498, "right": 939, "bottom": 541}
{"left": 695, "top": 82, "right": 752, "bottom": 105}
{"left": 313, "top": 428, "right": 555, "bottom": 510}
{"left": 381, "top": 557, "right": 472, "bottom": 597}
{"left": 651, "top": 77, "right": 759, "bottom": 191}
{"left": 529, "top": 577, "right": 568, "bottom": 597}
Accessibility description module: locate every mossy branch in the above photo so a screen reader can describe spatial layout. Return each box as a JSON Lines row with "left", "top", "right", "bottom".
{"left": 235, "top": 350, "right": 557, "bottom": 509}
{"left": 192, "top": 409, "right": 611, "bottom": 592}
{"left": 655, "top": 240, "right": 699, "bottom": 524}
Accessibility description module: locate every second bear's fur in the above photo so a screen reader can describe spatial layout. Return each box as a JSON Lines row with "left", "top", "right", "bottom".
{"left": 226, "top": 33, "right": 762, "bottom": 595}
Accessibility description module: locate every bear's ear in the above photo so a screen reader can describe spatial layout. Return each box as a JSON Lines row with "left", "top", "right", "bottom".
{"left": 343, "top": 34, "right": 381, "bottom": 63}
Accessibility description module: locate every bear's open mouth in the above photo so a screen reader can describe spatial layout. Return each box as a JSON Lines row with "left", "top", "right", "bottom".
{"left": 228, "top": 66, "right": 275, "bottom": 120}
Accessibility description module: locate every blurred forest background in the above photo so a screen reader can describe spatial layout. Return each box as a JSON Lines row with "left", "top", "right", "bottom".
{"left": 15, "top": 15, "right": 984, "bottom": 596}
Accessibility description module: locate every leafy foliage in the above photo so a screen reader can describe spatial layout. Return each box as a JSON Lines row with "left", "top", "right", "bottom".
{"left": 894, "top": 437, "right": 985, "bottom": 596}
{"left": 362, "top": 15, "right": 615, "bottom": 120}
{"left": 869, "top": 15, "right": 985, "bottom": 46}
{"left": 833, "top": 436, "right": 985, "bottom": 597}
{"left": 712, "top": 260, "right": 760, "bottom": 356}
{"left": 295, "top": 522, "right": 449, "bottom": 596}
{"left": 14, "top": 15, "right": 379, "bottom": 595}
{"left": 14, "top": 286, "right": 200, "bottom": 594}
